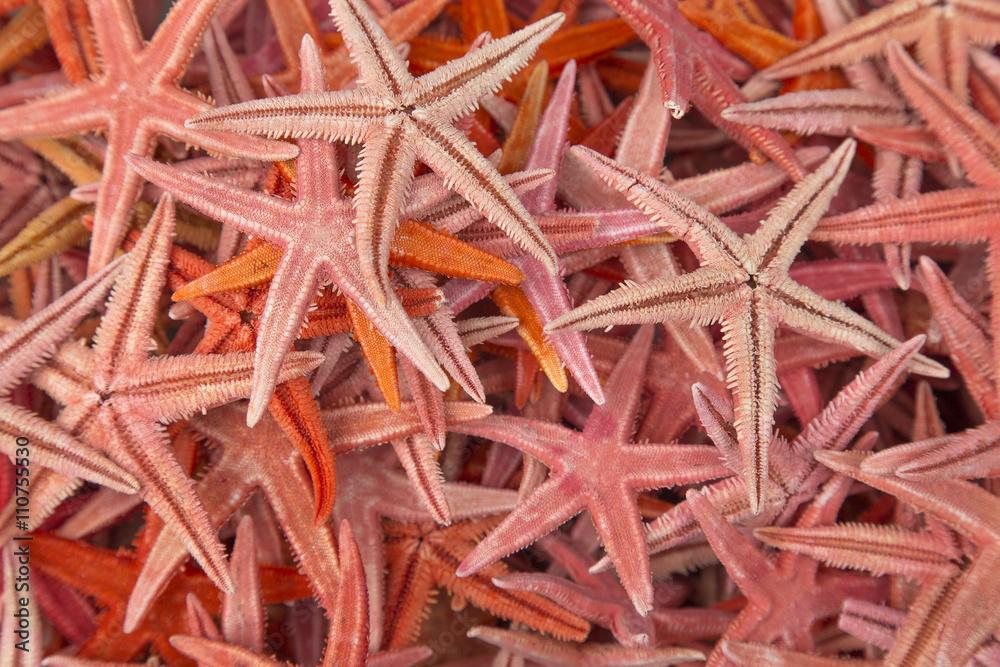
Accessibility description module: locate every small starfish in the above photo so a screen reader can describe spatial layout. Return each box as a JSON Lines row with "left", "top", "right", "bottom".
{"left": 0, "top": 0, "right": 297, "bottom": 274}
{"left": 453, "top": 325, "right": 729, "bottom": 614}
{"left": 763, "top": 0, "right": 1000, "bottom": 102}
{"left": 381, "top": 515, "right": 590, "bottom": 648}
{"left": 187, "top": 0, "right": 563, "bottom": 309}
{"left": 817, "top": 450, "right": 1000, "bottom": 666}
{"left": 28, "top": 196, "right": 321, "bottom": 592}
{"left": 548, "top": 141, "right": 946, "bottom": 513}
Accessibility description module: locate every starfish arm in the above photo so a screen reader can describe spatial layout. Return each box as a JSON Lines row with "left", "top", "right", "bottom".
{"left": 451, "top": 414, "right": 575, "bottom": 464}
{"left": 767, "top": 278, "right": 947, "bottom": 378}
{"left": 887, "top": 41, "right": 1000, "bottom": 189}
{"left": 412, "top": 290, "right": 486, "bottom": 402}
{"left": 589, "top": 489, "right": 654, "bottom": 615}
{"left": 546, "top": 267, "right": 746, "bottom": 333}
{"left": 494, "top": 572, "right": 619, "bottom": 630}
{"left": 570, "top": 146, "right": 745, "bottom": 267}
{"left": 186, "top": 89, "right": 391, "bottom": 144}
{"left": 721, "top": 90, "right": 909, "bottom": 135}
{"left": 762, "top": 0, "right": 936, "bottom": 79}
{"left": 838, "top": 598, "right": 903, "bottom": 651}
{"left": 415, "top": 13, "right": 565, "bottom": 122}
{"left": 353, "top": 121, "right": 419, "bottom": 304}
{"left": 623, "top": 445, "right": 729, "bottom": 489}
{"left": 722, "top": 641, "right": 879, "bottom": 666}
{"left": 896, "top": 421, "right": 1000, "bottom": 480}
{"left": 754, "top": 523, "right": 959, "bottom": 579}
{"left": 721, "top": 298, "right": 778, "bottom": 514}
{"left": 170, "top": 636, "right": 281, "bottom": 666}
{"left": 937, "top": 546, "right": 1000, "bottom": 667}
{"left": 203, "top": 20, "right": 255, "bottom": 107}
{"left": 457, "top": 475, "right": 584, "bottom": 577}
{"left": 126, "top": 155, "right": 299, "bottom": 241}
{"left": 219, "top": 518, "right": 264, "bottom": 651}
{"left": 324, "top": 400, "right": 490, "bottom": 451}
{"left": 685, "top": 489, "right": 775, "bottom": 600}
{"left": 585, "top": 324, "right": 653, "bottom": 441}
{"left": 104, "top": 411, "right": 232, "bottom": 593}
{"left": 958, "top": 0, "right": 1000, "bottom": 42}
{"left": 324, "top": 520, "right": 370, "bottom": 666}
{"left": 0, "top": 256, "right": 121, "bottom": 393}
{"left": 145, "top": 0, "right": 226, "bottom": 83}
{"left": 0, "top": 81, "right": 106, "bottom": 140}
{"left": 693, "top": 383, "right": 739, "bottom": 469}
{"left": 246, "top": 252, "right": 324, "bottom": 426}
{"left": 390, "top": 435, "right": 452, "bottom": 524}
{"left": 0, "top": 403, "right": 137, "bottom": 492}
{"left": 750, "top": 139, "right": 856, "bottom": 276}
{"left": 468, "top": 626, "right": 704, "bottom": 666}
{"left": 415, "top": 119, "right": 557, "bottom": 272}
{"left": 813, "top": 188, "right": 1000, "bottom": 246}
{"left": 328, "top": 0, "right": 413, "bottom": 98}
{"left": 523, "top": 60, "right": 577, "bottom": 212}
{"left": 615, "top": 61, "right": 672, "bottom": 178}
{"left": 125, "top": 351, "right": 323, "bottom": 423}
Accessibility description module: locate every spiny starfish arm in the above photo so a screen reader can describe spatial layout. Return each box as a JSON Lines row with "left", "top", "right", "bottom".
{"left": 615, "top": 62, "right": 671, "bottom": 177}
{"left": 853, "top": 124, "right": 946, "bottom": 163}
{"left": 546, "top": 267, "right": 746, "bottom": 333}
{"left": 400, "top": 358, "right": 447, "bottom": 449}
{"left": 585, "top": 324, "right": 653, "bottom": 441}
{"left": 623, "top": 445, "right": 730, "bottom": 489}
{"left": 353, "top": 120, "right": 419, "bottom": 305}
{"left": 0, "top": 79, "right": 106, "bottom": 140}
{"left": 821, "top": 451, "right": 1000, "bottom": 544}
{"left": 917, "top": 256, "right": 997, "bottom": 418}
{"left": 887, "top": 41, "right": 1000, "bottom": 188}
{"left": 457, "top": 475, "right": 584, "bottom": 578}
{"left": 467, "top": 625, "right": 705, "bottom": 665}
{"left": 768, "top": 278, "right": 948, "bottom": 378}
{"left": 569, "top": 146, "right": 744, "bottom": 268}
{"left": 456, "top": 315, "right": 518, "bottom": 348}
{"left": 203, "top": 20, "right": 255, "bottom": 107}
{"left": 753, "top": 523, "right": 960, "bottom": 580}
{"left": 721, "top": 90, "right": 909, "bottom": 136}
{"left": 323, "top": 400, "right": 490, "bottom": 452}
{"left": 170, "top": 636, "right": 281, "bottom": 666}
{"left": 721, "top": 298, "right": 778, "bottom": 515}
{"left": 453, "top": 414, "right": 576, "bottom": 464}
{"left": 415, "top": 13, "right": 565, "bottom": 122}
{"left": 392, "top": 220, "right": 523, "bottom": 285}
{"left": 692, "top": 383, "right": 739, "bottom": 470}
{"left": 92, "top": 194, "right": 175, "bottom": 376}
{"left": 523, "top": 60, "right": 577, "bottom": 212}
{"left": 722, "top": 641, "right": 878, "bottom": 666}
{"left": 838, "top": 598, "right": 902, "bottom": 651}
{"left": 127, "top": 351, "right": 323, "bottom": 423}
{"left": 937, "top": 546, "right": 1000, "bottom": 667}
{"left": 390, "top": 435, "right": 451, "bottom": 524}
{"left": 492, "top": 284, "right": 568, "bottom": 393}
{"left": 813, "top": 187, "right": 1000, "bottom": 246}
{"left": 103, "top": 410, "right": 232, "bottom": 593}
{"left": 0, "top": 255, "right": 121, "bottom": 393}
{"left": 347, "top": 297, "right": 402, "bottom": 409}
{"left": 126, "top": 155, "right": 299, "bottom": 241}
{"left": 245, "top": 252, "right": 324, "bottom": 426}
{"left": 493, "top": 572, "right": 617, "bottom": 630}
{"left": 146, "top": 0, "right": 229, "bottom": 84}
{"left": 328, "top": 0, "right": 413, "bottom": 99}
{"left": 222, "top": 517, "right": 265, "bottom": 652}
{"left": 185, "top": 89, "right": 392, "bottom": 144}
{"left": 792, "top": 336, "right": 927, "bottom": 458}
{"left": 751, "top": 139, "right": 856, "bottom": 276}
{"left": 895, "top": 421, "right": 1000, "bottom": 480}
{"left": 415, "top": 118, "right": 557, "bottom": 273}
{"left": 761, "top": 0, "right": 935, "bottom": 80}
{"left": 0, "top": 403, "right": 137, "bottom": 492}
{"left": 324, "top": 520, "right": 370, "bottom": 667}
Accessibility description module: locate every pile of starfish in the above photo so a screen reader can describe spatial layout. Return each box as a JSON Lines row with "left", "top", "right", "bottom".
{"left": 1, "top": 0, "right": 1000, "bottom": 664}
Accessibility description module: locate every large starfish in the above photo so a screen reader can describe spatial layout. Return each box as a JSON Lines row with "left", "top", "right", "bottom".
{"left": 186, "top": 0, "right": 563, "bottom": 311}
{"left": 763, "top": 0, "right": 1000, "bottom": 102}
{"left": 453, "top": 326, "right": 729, "bottom": 615}
{"left": 0, "top": 0, "right": 297, "bottom": 274}
{"left": 27, "top": 196, "right": 321, "bottom": 592}
{"left": 548, "top": 140, "right": 946, "bottom": 513}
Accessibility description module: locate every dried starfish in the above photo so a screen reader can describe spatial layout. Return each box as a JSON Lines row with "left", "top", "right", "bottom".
{"left": 549, "top": 141, "right": 946, "bottom": 513}
{"left": 187, "top": 0, "right": 563, "bottom": 311}
{"left": 0, "top": 0, "right": 297, "bottom": 275}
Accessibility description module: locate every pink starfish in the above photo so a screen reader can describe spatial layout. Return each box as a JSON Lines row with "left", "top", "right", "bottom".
{"left": 186, "top": 0, "right": 563, "bottom": 307}
{"left": 0, "top": 0, "right": 297, "bottom": 275}
{"left": 548, "top": 141, "right": 946, "bottom": 513}
{"left": 453, "top": 325, "right": 729, "bottom": 615}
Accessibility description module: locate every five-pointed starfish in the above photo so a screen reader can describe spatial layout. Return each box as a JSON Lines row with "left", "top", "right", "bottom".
{"left": 453, "top": 325, "right": 729, "bottom": 615}
{"left": 548, "top": 140, "right": 946, "bottom": 513}
{"left": 0, "top": 0, "right": 297, "bottom": 274}
{"left": 27, "top": 196, "right": 321, "bottom": 592}
{"left": 187, "top": 0, "right": 563, "bottom": 311}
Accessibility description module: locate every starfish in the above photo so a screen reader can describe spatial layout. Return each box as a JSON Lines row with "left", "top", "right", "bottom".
{"left": 453, "top": 325, "right": 729, "bottom": 615}
{"left": 380, "top": 515, "right": 590, "bottom": 648}
{"left": 762, "top": 0, "right": 1000, "bottom": 102}
{"left": 26, "top": 196, "right": 321, "bottom": 592}
{"left": 687, "top": 467, "right": 885, "bottom": 664}
{"left": 27, "top": 519, "right": 311, "bottom": 665}
{"left": 186, "top": 0, "right": 563, "bottom": 311}
{"left": 548, "top": 140, "right": 946, "bottom": 513}
{"left": 0, "top": 0, "right": 297, "bottom": 275}
{"left": 604, "top": 0, "right": 806, "bottom": 181}
{"left": 813, "top": 450, "right": 1000, "bottom": 666}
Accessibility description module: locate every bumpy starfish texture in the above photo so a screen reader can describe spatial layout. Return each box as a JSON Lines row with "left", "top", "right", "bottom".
{"left": 549, "top": 140, "right": 946, "bottom": 513}
{"left": 187, "top": 0, "right": 562, "bottom": 310}
{"left": 0, "top": 0, "right": 297, "bottom": 274}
